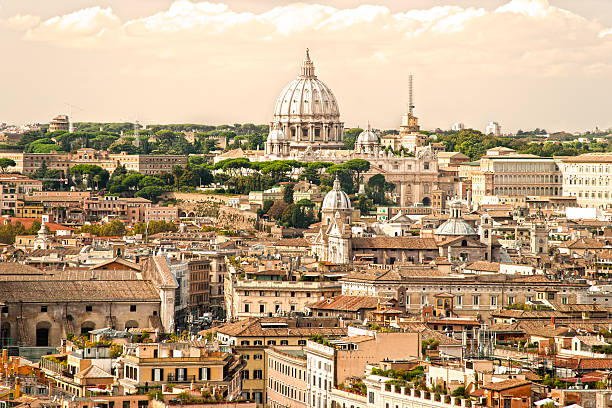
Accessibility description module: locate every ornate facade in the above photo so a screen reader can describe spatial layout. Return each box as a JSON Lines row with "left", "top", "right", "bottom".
{"left": 262, "top": 50, "right": 459, "bottom": 207}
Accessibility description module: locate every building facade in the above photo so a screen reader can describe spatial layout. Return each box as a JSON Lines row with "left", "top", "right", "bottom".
{"left": 558, "top": 153, "right": 612, "bottom": 208}
{"left": 471, "top": 148, "right": 562, "bottom": 207}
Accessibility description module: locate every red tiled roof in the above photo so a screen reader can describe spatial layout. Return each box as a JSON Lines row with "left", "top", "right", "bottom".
{"left": 482, "top": 379, "right": 531, "bottom": 391}
{"left": 308, "top": 295, "right": 379, "bottom": 312}
{"left": 3, "top": 218, "right": 75, "bottom": 231}
{"left": 352, "top": 237, "right": 438, "bottom": 250}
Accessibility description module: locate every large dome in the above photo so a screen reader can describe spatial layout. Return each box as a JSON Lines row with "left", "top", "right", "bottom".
{"left": 322, "top": 177, "right": 351, "bottom": 211}
{"left": 435, "top": 199, "right": 477, "bottom": 236}
{"left": 273, "top": 50, "right": 340, "bottom": 121}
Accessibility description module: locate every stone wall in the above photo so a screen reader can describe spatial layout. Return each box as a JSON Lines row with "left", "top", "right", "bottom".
{"left": 217, "top": 206, "right": 258, "bottom": 230}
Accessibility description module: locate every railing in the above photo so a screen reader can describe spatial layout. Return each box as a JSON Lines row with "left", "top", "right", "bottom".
{"left": 382, "top": 384, "right": 471, "bottom": 408}
{"left": 166, "top": 374, "right": 197, "bottom": 383}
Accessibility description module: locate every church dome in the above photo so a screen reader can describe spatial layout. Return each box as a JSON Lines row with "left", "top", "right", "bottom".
{"left": 273, "top": 49, "right": 340, "bottom": 121}
{"left": 266, "top": 129, "right": 288, "bottom": 143}
{"left": 322, "top": 177, "right": 351, "bottom": 211}
{"left": 435, "top": 199, "right": 476, "bottom": 236}
{"left": 356, "top": 127, "right": 378, "bottom": 144}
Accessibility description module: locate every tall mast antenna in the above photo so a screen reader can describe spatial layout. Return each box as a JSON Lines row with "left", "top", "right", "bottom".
{"left": 408, "top": 74, "right": 415, "bottom": 116}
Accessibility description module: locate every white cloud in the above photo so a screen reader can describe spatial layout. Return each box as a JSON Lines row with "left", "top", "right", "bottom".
{"left": 2, "top": 14, "right": 40, "bottom": 30}
{"left": 23, "top": 6, "right": 120, "bottom": 47}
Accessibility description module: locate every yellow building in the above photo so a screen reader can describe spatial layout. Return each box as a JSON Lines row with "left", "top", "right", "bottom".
{"left": 15, "top": 200, "right": 44, "bottom": 218}
{"left": 211, "top": 317, "right": 346, "bottom": 406}
{"left": 118, "top": 342, "right": 244, "bottom": 398}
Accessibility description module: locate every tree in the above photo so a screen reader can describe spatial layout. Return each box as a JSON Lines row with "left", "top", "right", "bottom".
{"left": 0, "top": 158, "right": 15, "bottom": 172}
{"left": 283, "top": 183, "right": 295, "bottom": 204}
{"left": 267, "top": 200, "right": 289, "bottom": 220}
{"left": 135, "top": 186, "right": 166, "bottom": 202}
{"left": 260, "top": 162, "right": 291, "bottom": 183}
{"left": 70, "top": 164, "right": 109, "bottom": 190}
{"left": 367, "top": 174, "right": 395, "bottom": 204}
{"left": 345, "top": 158, "right": 370, "bottom": 189}
{"left": 343, "top": 128, "right": 363, "bottom": 150}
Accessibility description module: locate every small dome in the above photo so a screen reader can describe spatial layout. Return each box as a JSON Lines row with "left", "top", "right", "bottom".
{"left": 435, "top": 199, "right": 477, "bottom": 236}
{"left": 322, "top": 177, "right": 351, "bottom": 211}
{"left": 267, "top": 129, "right": 288, "bottom": 143}
{"left": 356, "top": 128, "right": 378, "bottom": 144}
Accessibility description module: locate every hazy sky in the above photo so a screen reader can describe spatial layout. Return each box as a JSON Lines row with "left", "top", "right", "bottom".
{"left": 1, "top": 0, "right": 611, "bottom": 133}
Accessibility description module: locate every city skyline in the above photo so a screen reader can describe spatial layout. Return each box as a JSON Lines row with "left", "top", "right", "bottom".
{"left": 1, "top": 0, "right": 612, "bottom": 132}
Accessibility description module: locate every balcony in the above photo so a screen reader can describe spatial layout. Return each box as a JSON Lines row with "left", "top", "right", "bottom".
{"left": 166, "top": 374, "right": 196, "bottom": 383}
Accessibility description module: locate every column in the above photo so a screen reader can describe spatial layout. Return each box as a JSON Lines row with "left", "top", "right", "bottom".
{"left": 400, "top": 182, "right": 407, "bottom": 208}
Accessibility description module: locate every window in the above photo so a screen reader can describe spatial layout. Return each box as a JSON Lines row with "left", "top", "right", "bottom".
{"left": 175, "top": 368, "right": 187, "bottom": 381}
{"left": 421, "top": 295, "right": 428, "bottom": 305}
{"left": 244, "top": 290, "right": 249, "bottom": 296}
{"left": 241, "top": 340, "right": 250, "bottom": 346}
{"left": 561, "top": 297, "right": 568, "bottom": 305}
{"left": 291, "top": 292, "right": 295, "bottom": 297}
{"left": 280, "top": 340, "right": 288, "bottom": 345}
{"left": 244, "top": 304, "right": 250, "bottom": 313}
{"left": 130, "top": 305, "right": 137, "bottom": 312}
{"left": 152, "top": 368, "right": 164, "bottom": 382}
{"left": 259, "top": 305, "right": 265, "bottom": 313}
{"left": 275, "top": 291, "right": 280, "bottom": 297}
{"left": 254, "top": 370, "right": 263, "bottom": 379}
{"left": 298, "top": 340, "right": 306, "bottom": 346}
{"left": 1, "top": 307, "right": 7, "bottom": 314}
{"left": 254, "top": 354, "right": 263, "bottom": 360}
{"left": 473, "top": 295, "right": 479, "bottom": 306}
{"left": 199, "top": 367, "right": 211, "bottom": 380}
{"left": 259, "top": 291, "right": 265, "bottom": 297}
{"left": 254, "top": 340, "right": 262, "bottom": 346}
{"left": 267, "top": 340, "right": 277, "bottom": 346}
{"left": 490, "top": 296, "right": 498, "bottom": 306}
{"left": 242, "top": 370, "right": 249, "bottom": 379}
{"left": 508, "top": 296, "right": 515, "bottom": 305}
{"left": 86, "top": 305, "right": 93, "bottom": 312}
{"left": 455, "top": 296, "right": 462, "bottom": 306}
{"left": 369, "top": 392, "right": 375, "bottom": 404}
{"left": 40, "top": 306, "right": 47, "bottom": 313}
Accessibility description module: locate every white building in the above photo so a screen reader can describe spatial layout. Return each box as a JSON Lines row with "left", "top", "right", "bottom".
{"left": 558, "top": 153, "right": 612, "bottom": 209}
{"left": 451, "top": 122, "right": 465, "bottom": 131}
{"left": 485, "top": 121, "right": 501, "bottom": 136}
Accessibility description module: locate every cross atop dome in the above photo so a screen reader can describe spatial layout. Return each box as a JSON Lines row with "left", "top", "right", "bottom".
{"left": 301, "top": 48, "right": 316, "bottom": 78}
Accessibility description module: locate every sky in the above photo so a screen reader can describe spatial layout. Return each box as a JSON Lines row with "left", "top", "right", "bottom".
{"left": 1, "top": 0, "right": 611, "bottom": 133}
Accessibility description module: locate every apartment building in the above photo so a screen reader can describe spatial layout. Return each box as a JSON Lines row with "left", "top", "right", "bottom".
{"left": 118, "top": 342, "right": 244, "bottom": 397}
{"left": 213, "top": 317, "right": 346, "bottom": 407}
{"left": 188, "top": 259, "right": 211, "bottom": 316}
{"left": 266, "top": 346, "right": 308, "bottom": 408}
{"left": 471, "top": 147, "right": 562, "bottom": 207}
{"left": 340, "top": 272, "right": 589, "bottom": 321}
{"left": 144, "top": 206, "right": 179, "bottom": 223}
{"left": 0, "top": 175, "right": 43, "bottom": 215}
{"left": 225, "top": 269, "right": 341, "bottom": 320}
{"left": 558, "top": 153, "right": 612, "bottom": 208}
{"left": 0, "top": 149, "right": 187, "bottom": 176}
{"left": 305, "top": 329, "right": 420, "bottom": 408}
{"left": 83, "top": 195, "right": 151, "bottom": 223}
